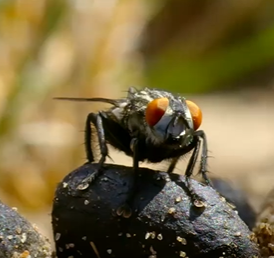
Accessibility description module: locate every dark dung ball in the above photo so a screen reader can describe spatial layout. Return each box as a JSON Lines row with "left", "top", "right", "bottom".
{"left": 211, "top": 177, "right": 257, "bottom": 230}
{"left": 52, "top": 163, "right": 260, "bottom": 258}
{"left": 0, "top": 201, "right": 52, "bottom": 258}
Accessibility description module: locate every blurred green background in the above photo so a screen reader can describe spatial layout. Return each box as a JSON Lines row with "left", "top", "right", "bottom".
{"left": 0, "top": 0, "right": 273, "bottom": 240}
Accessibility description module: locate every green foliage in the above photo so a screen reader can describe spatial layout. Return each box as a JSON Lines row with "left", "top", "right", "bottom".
{"left": 145, "top": 24, "right": 274, "bottom": 94}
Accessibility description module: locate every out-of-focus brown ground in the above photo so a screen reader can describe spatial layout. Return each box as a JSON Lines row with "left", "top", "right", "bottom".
{"left": 26, "top": 88, "right": 273, "bottom": 244}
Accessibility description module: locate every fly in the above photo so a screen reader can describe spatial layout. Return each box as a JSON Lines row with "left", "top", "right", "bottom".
{"left": 55, "top": 87, "right": 212, "bottom": 217}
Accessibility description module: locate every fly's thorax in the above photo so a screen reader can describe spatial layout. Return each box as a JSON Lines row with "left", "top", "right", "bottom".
{"left": 109, "top": 100, "right": 129, "bottom": 122}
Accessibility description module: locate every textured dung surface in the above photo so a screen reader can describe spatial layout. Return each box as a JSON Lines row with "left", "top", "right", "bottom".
{"left": 211, "top": 177, "right": 257, "bottom": 230}
{"left": 52, "top": 163, "right": 260, "bottom": 258}
{"left": 0, "top": 202, "right": 52, "bottom": 258}
{"left": 253, "top": 187, "right": 274, "bottom": 257}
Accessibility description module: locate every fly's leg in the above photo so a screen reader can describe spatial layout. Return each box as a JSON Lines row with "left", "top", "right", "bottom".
{"left": 195, "top": 130, "right": 212, "bottom": 187}
{"left": 184, "top": 131, "right": 212, "bottom": 206}
{"left": 116, "top": 138, "right": 139, "bottom": 218}
{"left": 184, "top": 138, "right": 201, "bottom": 200}
{"left": 167, "top": 157, "right": 180, "bottom": 174}
{"left": 77, "top": 112, "right": 108, "bottom": 190}
{"left": 158, "top": 156, "right": 180, "bottom": 181}
{"left": 84, "top": 113, "right": 95, "bottom": 163}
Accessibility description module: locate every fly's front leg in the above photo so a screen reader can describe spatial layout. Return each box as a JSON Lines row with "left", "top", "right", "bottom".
{"left": 184, "top": 134, "right": 212, "bottom": 207}
{"left": 184, "top": 138, "right": 201, "bottom": 201}
{"left": 130, "top": 137, "right": 139, "bottom": 198}
{"left": 84, "top": 113, "right": 95, "bottom": 163}
{"left": 116, "top": 138, "right": 139, "bottom": 218}
{"left": 167, "top": 157, "right": 180, "bottom": 174}
{"left": 195, "top": 130, "right": 212, "bottom": 187}
{"left": 160, "top": 156, "right": 180, "bottom": 182}
{"left": 78, "top": 112, "right": 108, "bottom": 190}
{"left": 185, "top": 138, "right": 201, "bottom": 179}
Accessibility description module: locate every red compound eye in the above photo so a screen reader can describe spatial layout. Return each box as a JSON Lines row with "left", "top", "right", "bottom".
{"left": 145, "top": 98, "right": 169, "bottom": 126}
{"left": 186, "top": 100, "right": 202, "bottom": 130}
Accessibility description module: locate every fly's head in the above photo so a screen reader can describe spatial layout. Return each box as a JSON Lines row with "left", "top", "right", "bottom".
{"left": 139, "top": 89, "right": 203, "bottom": 147}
